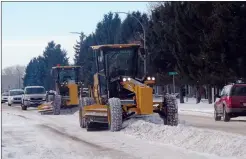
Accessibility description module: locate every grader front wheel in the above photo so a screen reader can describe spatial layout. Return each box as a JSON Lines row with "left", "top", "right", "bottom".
{"left": 162, "top": 94, "right": 178, "bottom": 126}
{"left": 108, "top": 98, "right": 122, "bottom": 132}
{"left": 52, "top": 95, "right": 61, "bottom": 115}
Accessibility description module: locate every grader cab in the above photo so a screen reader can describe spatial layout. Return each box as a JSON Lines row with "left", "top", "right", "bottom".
{"left": 38, "top": 65, "right": 84, "bottom": 115}
{"left": 79, "top": 44, "right": 178, "bottom": 131}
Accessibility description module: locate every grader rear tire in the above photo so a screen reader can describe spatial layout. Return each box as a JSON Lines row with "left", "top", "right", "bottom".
{"left": 163, "top": 94, "right": 178, "bottom": 126}
{"left": 52, "top": 95, "right": 61, "bottom": 115}
{"left": 79, "top": 97, "right": 95, "bottom": 129}
{"left": 108, "top": 98, "right": 122, "bottom": 132}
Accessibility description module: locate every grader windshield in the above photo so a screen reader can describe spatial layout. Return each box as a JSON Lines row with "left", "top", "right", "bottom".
{"left": 59, "top": 69, "right": 77, "bottom": 83}
{"left": 106, "top": 48, "right": 137, "bottom": 78}
{"left": 92, "top": 44, "right": 140, "bottom": 80}
{"left": 51, "top": 66, "right": 81, "bottom": 84}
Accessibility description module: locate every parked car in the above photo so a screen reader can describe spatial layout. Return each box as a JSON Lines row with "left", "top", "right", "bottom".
{"left": 1, "top": 92, "right": 9, "bottom": 103}
{"left": 8, "top": 89, "right": 24, "bottom": 106}
{"left": 21, "top": 86, "right": 46, "bottom": 110}
{"left": 214, "top": 83, "right": 246, "bottom": 122}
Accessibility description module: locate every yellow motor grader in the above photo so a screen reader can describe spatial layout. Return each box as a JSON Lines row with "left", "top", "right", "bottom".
{"left": 38, "top": 65, "right": 84, "bottom": 115}
{"left": 79, "top": 44, "right": 178, "bottom": 131}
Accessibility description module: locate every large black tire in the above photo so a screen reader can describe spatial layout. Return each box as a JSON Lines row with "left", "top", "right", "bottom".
{"left": 21, "top": 105, "right": 27, "bottom": 110}
{"left": 108, "top": 98, "right": 122, "bottom": 132}
{"left": 163, "top": 94, "right": 178, "bottom": 126}
{"left": 79, "top": 97, "right": 95, "bottom": 128}
{"left": 223, "top": 106, "right": 230, "bottom": 122}
{"left": 52, "top": 95, "right": 61, "bottom": 115}
{"left": 214, "top": 108, "right": 221, "bottom": 121}
{"left": 46, "top": 94, "right": 55, "bottom": 102}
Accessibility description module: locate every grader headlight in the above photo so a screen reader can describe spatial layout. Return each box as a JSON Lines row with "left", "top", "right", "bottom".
{"left": 152, "top": 77, "right": 155, "bottom": 80}
{"left": 122, "top": 77, "right": 131, "bottom": 82}
{"left": 147, "top": 76, "right": 151, "bottom": 80}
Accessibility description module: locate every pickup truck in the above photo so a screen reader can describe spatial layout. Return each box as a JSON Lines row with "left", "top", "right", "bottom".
{"left": 21, "top": 86, "right": 46, "bottom": 110}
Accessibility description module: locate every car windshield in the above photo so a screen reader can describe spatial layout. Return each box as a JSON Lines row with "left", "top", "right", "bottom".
{"left": 9, "top": 91, "right": 24, "bottom": 96}
{"left": 106, "top": 49, "right": 137, "bottom": 78}
{"left": 231, "top": 85, "right": 246, "bottom": 96}
{"left": 25, "top": 88, "right": 45, "bottom": 94}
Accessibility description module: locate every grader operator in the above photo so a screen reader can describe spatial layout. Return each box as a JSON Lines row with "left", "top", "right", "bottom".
{"left": 79, "top": 44, "right": 178, "bottom": 131}
{"left": 38, "top": 65, "right": 84, "bottom": 115}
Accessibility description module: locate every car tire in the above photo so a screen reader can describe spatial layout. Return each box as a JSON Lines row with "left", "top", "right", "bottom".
{"left": 223, "top": 106, "right": 230, "bottom": 122}
{"left": 214, "top": 108, "right": 221, "bottom": 121}
{"left": 8, "top": 103, "right": 11, "bottom": 106}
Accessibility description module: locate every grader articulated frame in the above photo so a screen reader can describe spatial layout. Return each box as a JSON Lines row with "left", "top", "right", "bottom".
{"left": 79, "top": 44, "right": 178, "bottom": 131}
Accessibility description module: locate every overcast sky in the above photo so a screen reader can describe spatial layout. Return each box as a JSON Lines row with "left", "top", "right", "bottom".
{"left": 2, "top": 2, "right": 149, "bottom": 68}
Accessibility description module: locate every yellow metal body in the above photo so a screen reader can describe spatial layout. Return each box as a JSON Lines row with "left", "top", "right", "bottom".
{"left": 120, "top": 80, "right": 154, "bottom": 115}
{"left": 136, "top": 86, "right": 153, "bottom": 114}
{"left": 66, "top": 83, "right": 79, "bottom": 106}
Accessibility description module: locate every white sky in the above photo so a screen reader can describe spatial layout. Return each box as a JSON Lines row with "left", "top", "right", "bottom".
{"left": 2, "top": 2, "right": 149, "bottom": 68}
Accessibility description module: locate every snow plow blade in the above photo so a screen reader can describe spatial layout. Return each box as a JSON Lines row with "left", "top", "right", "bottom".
{"left": 37, "top": 102, "right": 54, "bottom": 113}
{"left": 79, "top": 103, "right": 110, "bottom": 130}
{"left": 84, "top": 105, "right": 109, "bottom": 124}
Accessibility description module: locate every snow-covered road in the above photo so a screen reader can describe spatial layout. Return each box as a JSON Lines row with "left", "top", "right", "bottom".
{"left": 179, "top": 114, "right": 246, "bottom": 135}
{"left": 2, "top": 103, "right": 246, "bottom": 159}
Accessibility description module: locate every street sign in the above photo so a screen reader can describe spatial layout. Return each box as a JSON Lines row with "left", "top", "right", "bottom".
{"left": 168, "top": 72, "right": 178, "bottom": 94}
{"left": 168, "top": 72, "right": 178, "bottom": 76}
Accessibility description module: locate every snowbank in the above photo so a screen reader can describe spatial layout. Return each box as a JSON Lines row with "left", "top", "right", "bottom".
{"left": 122, "top": 115, "right": 246, "bottom": 159}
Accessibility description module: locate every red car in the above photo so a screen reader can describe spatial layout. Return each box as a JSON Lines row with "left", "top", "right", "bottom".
{"left": 214, "top": 83, "right": 246, "bottom": 121}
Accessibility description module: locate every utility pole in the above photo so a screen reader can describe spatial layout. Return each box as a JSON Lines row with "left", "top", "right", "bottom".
{"left": 16, "top": 68, "right": 21, "bottom": 89}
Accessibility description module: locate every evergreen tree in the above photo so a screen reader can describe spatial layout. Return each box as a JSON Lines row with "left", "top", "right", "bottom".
{"left": 42, "top": 41, "right": 69, "bottom": 90}
{"left": 94, "top": 12, "right": 121, "bottom": 44}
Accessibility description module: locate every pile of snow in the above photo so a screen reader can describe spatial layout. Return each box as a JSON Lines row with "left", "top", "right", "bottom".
{"left": 121, "top": 115, "right": 246, "bottom": 158}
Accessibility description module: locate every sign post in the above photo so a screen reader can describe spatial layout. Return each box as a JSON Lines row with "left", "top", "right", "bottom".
{"left": 168, "top": 72, "right": 178, "bottom": 94}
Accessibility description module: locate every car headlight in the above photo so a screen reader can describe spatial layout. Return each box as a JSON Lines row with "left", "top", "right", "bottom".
{"left": 147, "top": 77, "right": 151, "bottom": 80}
{"left": 123, "top": 78, "right": 127, "bottom": 82}
{"left": 152, "top": 77, "right": 155, "bottom": 80}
